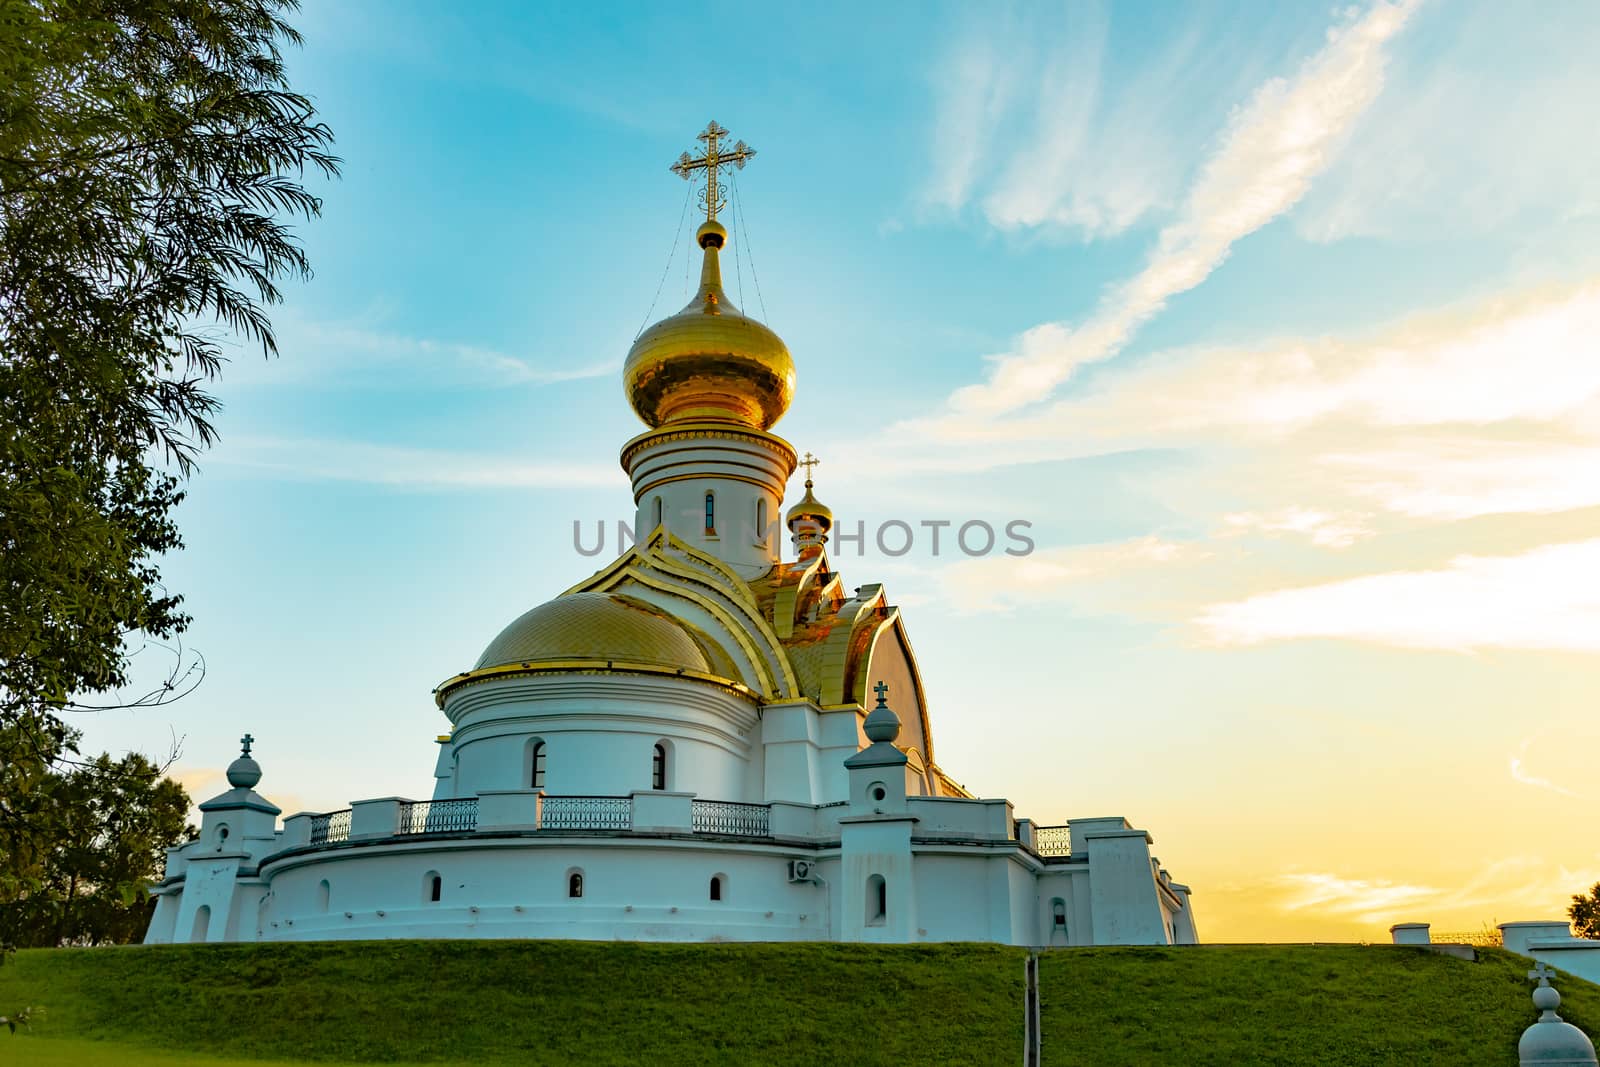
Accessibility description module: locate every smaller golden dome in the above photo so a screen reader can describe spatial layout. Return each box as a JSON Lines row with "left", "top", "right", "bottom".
{"left": 623, "top": 221, "right": 795, "bottom": 430}
{"left": 785, "top": 478, "right": 832, "bottom": 530}
{"left": 475, "top": 592, "right": 710, "bottom": 673}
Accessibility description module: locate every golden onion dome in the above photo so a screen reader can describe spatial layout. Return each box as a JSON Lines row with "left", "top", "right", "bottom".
{"left": 785, "top": 477, "right": 832, "bottom": 531}
{"left": 623, "top": 220, "right": 795, "bottom": 430}
{"left": 475, "top": 591, "right": 711, "bottom": 673}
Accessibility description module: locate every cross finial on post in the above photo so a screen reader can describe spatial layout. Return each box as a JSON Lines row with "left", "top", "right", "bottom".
{"left": 240, "top": 733, "right": 254, "bottom": 758}
{"left": 799, "top": 451, "right": 820, "bottom": 485}
{"left": 1531, "top": 961, "right": 1558, "bottom": 986}
{"left": 670, "top": 120, "right": 756, "bottom": 223}
{"left": 873, "top": 681, "right": 889, "bottom": 708}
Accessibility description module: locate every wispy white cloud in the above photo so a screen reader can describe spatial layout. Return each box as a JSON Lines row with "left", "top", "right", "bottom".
{"left": 921, "top": 7, "right": 1270, "bottom": 239}
{"left": 210, "top": 435, "right": 623, "bottom": 491}
{"left": 226, "top": 311, "right": 615, "bottom": 390}
{"left": 1196, "top": 538, "right": 1600, "bottom": 652}
{"left": 932, "top": 536, "right": 1211, "bottom": 614}
{"left": 922, "top": 11, "right": 1030, "bottom": 214}
{"left": 1296, "top": 2, "right": 1600, "bottom": 242}
{"left": 1273, "top": 871, "right": 1442, "bottom": 921}
{"left": 1509, "top": 738, "right": 1583, "bottom": 798}
{"left": 1221, "top": 509, "right": 1372, "bottom": 549}
{"left": 940, "top": 0, "right": 1420, "bottom": 419}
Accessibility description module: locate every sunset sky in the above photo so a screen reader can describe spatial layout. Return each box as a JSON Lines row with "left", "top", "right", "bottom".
{"left": 78, "top": 0, "right": 1600, "bottom": 942}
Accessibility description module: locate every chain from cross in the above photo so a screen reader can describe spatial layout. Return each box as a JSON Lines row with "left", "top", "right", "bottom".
{"left": 873, "top": 680, "right": 890, "bottom": 707}
{"left": 240, "top": 733, "right": 255, "bottom": 757}
{"left": 1530, "top": 961, "right": 1558, "bottom": 985}
{"left": 670, "top": 120, "right": 756, "bottom": 224}
{"left": 799, "top": 451, "right": 820, "bottom": 483}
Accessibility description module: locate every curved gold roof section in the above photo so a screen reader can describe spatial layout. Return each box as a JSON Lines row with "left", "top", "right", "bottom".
{"left": 562, "top": 526, "right": 800, "bottom": 700}
{"left": 474, "top": 591, "right": 710, "bottom": 673}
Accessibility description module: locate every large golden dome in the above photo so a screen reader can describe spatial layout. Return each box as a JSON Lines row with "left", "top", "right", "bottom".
{"left": 475, "top": 592, "right": 711, "bottom": 672}
{"left": 623, "top": 220, "right": 795, "bottom": 430}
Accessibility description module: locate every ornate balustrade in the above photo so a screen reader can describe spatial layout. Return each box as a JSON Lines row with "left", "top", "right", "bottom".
{"left": 1431, "top": 929, "right": 1503, "bottom": 947}
{"left": 398, "top": 798, "right": 479, "bottom": 835}
{"left": 691, "top": 799, "right": 771, "bottom": 837}
{"left": 1034, "top": 825, "right": 1072, "bottom": 859}
{"left": 309, "top": 809, "right": 351, "bottom": 845}
{"left": 540, "top": 795, "right": 632, "bottom": 831}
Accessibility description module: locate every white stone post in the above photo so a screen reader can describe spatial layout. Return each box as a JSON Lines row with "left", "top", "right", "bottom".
{"left": 1390, "top": 922, "right": 1431, "bottom": 946}
{"left": 349, "top": 797, "right": 404, "bottom": 839}
{"left": 279, "top": 813, "right": 315, "bottom": 850}
{"left": 630, "top": 790, "right": 694, "bottom": 833}
{"left": 476, "top": 790, "right": 543, "bottom": 831}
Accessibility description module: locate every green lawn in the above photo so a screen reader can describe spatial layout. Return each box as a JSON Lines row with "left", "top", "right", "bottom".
{"left": 0, "top": 940, "right": 1024, "bottom": 1066}
{"left": 2, "top": 940, "right": 1597, "bottom": 1066}
{"left": 1039, "top": 944, "right": 1600, "bottom": 1066}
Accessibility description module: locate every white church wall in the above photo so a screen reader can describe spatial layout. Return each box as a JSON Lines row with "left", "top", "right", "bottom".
{"left": 1036, "top": 870, "right": 1087, "bottom": 947}
{"left": 911, "top": 855, "right": 993, "bottom": 941}
{"left": 625, "top": 434, "right": 790, "bottom": 579}
{"left": 143, "top": 890, "right": 181, "bottom": 944}
{"left": 444, "top": 675, "right": 758, "bottom": 801}
{"left": 906, "top": 796, "right": 1013, "bottom": 841}
{"left": 760, "top": 702, "right": 822, "bottom": 804}
{"left": 1084, "top": 829, "right": 1169, "bottom": 945}
{"left": 170, "top": 856, "right": 243, "bottom": 944}
{"left": 839, "top": 816, "right": 916, "bottom": 942}
{"left": 258, "top": 838, "right": 835, "bottom": 943}
{"left": 815, "top": 708, "right": 861, "bottom": 802}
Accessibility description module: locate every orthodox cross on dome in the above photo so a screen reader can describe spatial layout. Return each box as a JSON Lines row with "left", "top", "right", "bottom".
{"left": 239, "top": 733, "right": 254, "bottom": 758}
{"left": 1530, "top": 961, "right": 1558, "bottom": 986}
{"left": 670, "top": 120, "right": 756, "bottom": 223}
{"left": 799, "top": 451, "right": 820, "bottom": 484}
{"left": 873, "top": 680, "right": 889, "bottom": 708}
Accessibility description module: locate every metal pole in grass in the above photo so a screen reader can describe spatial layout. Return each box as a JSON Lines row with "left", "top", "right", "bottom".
{"left": 1024, "top": 950, "right": 1041, "bottom": 1067}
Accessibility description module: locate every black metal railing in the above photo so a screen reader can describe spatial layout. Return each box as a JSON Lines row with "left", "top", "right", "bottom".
{"left": 1034, "top": 825, "right": 1072, "bottom": 858}
{"left": 398, "top": 798, "right": 479, "bottom": 835}
{"left": 540, "top": 795, "right": 631, "bottom": 831}
{"left": 691, "top": 799, "right": 771, "bottom": 837}
{"left": 309, "top": 808, "right": 351, "bottom": 845}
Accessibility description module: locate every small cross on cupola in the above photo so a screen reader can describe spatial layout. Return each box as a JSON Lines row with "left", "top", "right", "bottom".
{"left": 239, "top": 733, "right": 255, "bottom": 758}
{"left": 873, "top": 680, "right": 890, "bottom": 708}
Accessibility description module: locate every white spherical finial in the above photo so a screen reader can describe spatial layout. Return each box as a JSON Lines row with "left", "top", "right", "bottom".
{"left": 226, "top": 733, "right": 261, "bottom": 789}
{"left": 1520, "top": 963, "right": 1599, "bottom": 1066}
{"left": 862, "top": 681, "right": 901, "bottom": 744}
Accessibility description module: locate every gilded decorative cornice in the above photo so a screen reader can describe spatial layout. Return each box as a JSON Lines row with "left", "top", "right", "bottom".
{"left": 619, "top": 420, "right": 797, "bottom": 474}
{"left": 434, "top": 658, "right": 759, "bottom": 707}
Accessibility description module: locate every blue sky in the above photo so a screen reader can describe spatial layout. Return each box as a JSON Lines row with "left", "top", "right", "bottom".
{"left": 77, "top": 0, "right": 1600, "bottom": 941}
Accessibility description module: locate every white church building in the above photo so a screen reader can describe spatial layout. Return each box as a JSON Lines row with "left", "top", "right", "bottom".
{"left": 144, "top": 123, "right": 1198, "bottom": 951}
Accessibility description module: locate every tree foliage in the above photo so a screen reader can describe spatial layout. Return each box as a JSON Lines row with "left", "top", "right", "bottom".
{"left": 0, "top": 0, "right": 338, "bottom": 730}
{"left": 1571, "top": 883, "right": 1600, "bottom": 941}
{"left": 0, "top": 717, "right": 192, "bottom": 950}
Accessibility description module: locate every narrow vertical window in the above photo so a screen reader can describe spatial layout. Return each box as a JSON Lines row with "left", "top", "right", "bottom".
{"left": 568, "top": 872, "right": 584, "bottom": 899}
{"left": 652, "top": 743, "right": 667, "bottom": 790}
{"left": 867, "top": 874, "right": 887, "bottom": 925}
{"left": 317, "top": 879, "right": 331, "bottom": 912}
{"left": 756, "top": 498, "right": 767, "bottom": 538}
{"left": 530, "top": 741, "right": 546, "bottom": 790}
{"left": 653, "top": 496, "right": 664, "bottom": 528}
{"left": 710, "top": 876, "right": 724, "bottom": 902}
{"left": 429, "top": 874, "right": 442, "bottom": 903}
{"left": 704, "top": 491, "right": 715, "bottom": 534}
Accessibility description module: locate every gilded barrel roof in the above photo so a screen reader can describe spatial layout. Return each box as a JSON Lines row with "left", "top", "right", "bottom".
{"left": 474, "top": 591, "right": 711, "bottom": 673}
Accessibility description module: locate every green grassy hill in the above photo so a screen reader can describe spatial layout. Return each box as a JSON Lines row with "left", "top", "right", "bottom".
{"left": 1, "top": 941, "right": 1595, "bottom": 1066}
